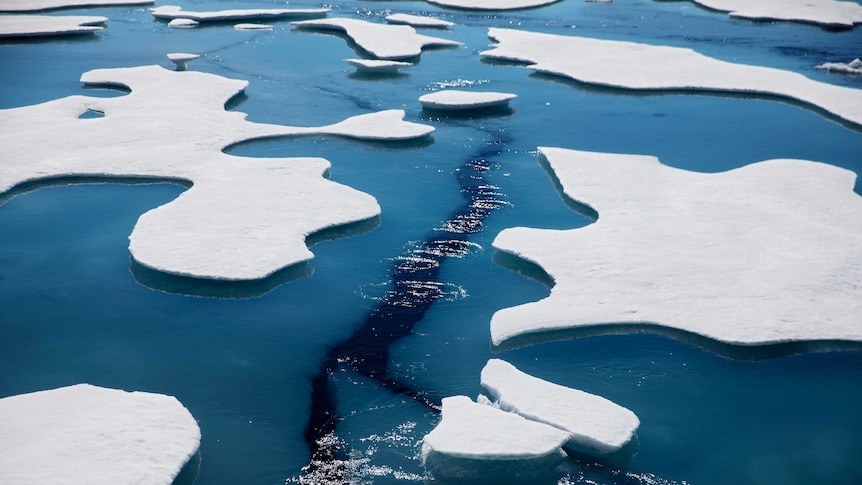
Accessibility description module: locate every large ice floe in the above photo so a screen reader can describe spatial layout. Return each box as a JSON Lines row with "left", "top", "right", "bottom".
{"left": 0, "top": 14, "right": 106, "bottom": 37}
{"left": 425, "top": 0, "right": 562, "bottom": 11}
{"left": 681, "top": 0, "right": 862, "bottom": 29}
{"left": 292, "top": 18, "right": 461, "bottom": 60}
{"left": 0, "top": 384, "right": 200, "bottom": 485}
{"left": 151, "top": 5, "right": 329, "bottom": 23}
{"left": 481, "top": 359, "right": 639, "bottom": 454}
{"left": 491, "top": 147, "right": 862, "bottom": 349}
{"left": 0, "top": 65, "right": 433, "bottom": 282}
{"left": 420, "top": 395, "right": 570, "bottom": 483}
{"left": 482, "top": 28, "right": 862, "bottom": 128}
{"left": 0, "top": 0, "right": 151, "bottom": 12}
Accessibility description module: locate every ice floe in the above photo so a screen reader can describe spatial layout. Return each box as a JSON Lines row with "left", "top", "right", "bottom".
{"left": 481, "top": 359, "right": 639, "bottom": 454}
{"left": 166, "top": 52, "right": 199, "bottom": 71}
{"left": 151, "top": 5, "right": 329, "bottom": 23}
{"left": 0, "top": 65, "right": 434, "bottom": 282}
{"left": 234, "top": 23, "right": 273, "bottom": 31}
{"left": 418, "top": 89, "right": 516, "bottom": 110}
{"left": 167, "top": 17, "right": 197, "bottom": 28}
{"left": 386, "top": 13, "right": 453, "bottom": 28}
{"left": 491, "top": 147, "right": 862, "bottom": 349}
{"left": 816, "top": 58, "right": 862, "bottom": 75}
{"left": 426, "top": 0, "right": 562, "bottom": 11}
{"left": 482, "top": 28, "right": 862, "bottom": 128}
{"left": 684, "top": 0, "right": 862, "bottom": 29}
{"left": 0, "top": 14, "right": 106, "bottom": 37}
{"left": 0, "top": 0, "right": 151, "bottom": 12}
{"left": 421, "top": 395, "right": 569, "bottom": 483}
{"left": 0, "top": 384, "right": 200, "bottom": 485}
{"left": 292, "top": 18, "right": 461, "bottom": 60}
{"left": 345, "top": 58, "right": 412, "bottom": 74}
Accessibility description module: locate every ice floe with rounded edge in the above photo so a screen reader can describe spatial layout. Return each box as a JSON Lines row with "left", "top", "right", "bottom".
{"left": 167, "top": 52, "right": 199, "bottom": 71}
{"left": 167, "top": 18, "right": 198, "bottom": 28}
{"left": 419, "top": 89, "right": 516, "bottom": 110}
{"left": 292, "top": 17, "right": 461, "bottom": 61}
{"left": 0, "top": 14, "right": 106, "bottom": 37}
{"left": 345, "top": 58, "right": 412, "bottom": 74}
{"left": 491, "top": 147, "right": 862, "bottom": 349}
{"left": 683, "top": 0, "right": 862, "bottom": 29}
{"left": 386, "top": 13, "right": 453, "bottom": 28}
{"left": 482, "top": 28, "right": 862, "bottom": 128}
{"left": 481, "top": 359, "right": 639, "bottom": 454}
{"left": 0, "top": 0, "right": 151, "bottom": 12}
{"left": 151, "top": 5, "right": 329, "bottom": 23}
{"left": 817, "top": 58, "right": 862, "bottom": 75}
{"left": 426, "top": 0, "right": 562, "bottom": 11}
{"left": 0, "top": 383, "right": 200, "bottom": 485}
{"left": 234, "top": 23, "right": 273, "bottom": 31}
{"left": 0, "top": 65, "right": 434, "bottom": 282}
{"left": 421, "top": 395, "right": 569, "bottom": 483}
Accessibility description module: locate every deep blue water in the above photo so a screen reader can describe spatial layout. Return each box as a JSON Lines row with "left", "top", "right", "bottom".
{"left": 1, "top": 1, "right": 861, "bottom": 484}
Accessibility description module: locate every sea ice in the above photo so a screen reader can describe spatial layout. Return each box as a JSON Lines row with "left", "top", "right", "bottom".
{"left": 0, "top": 384, "right": 200, "bottom": 485}
{"left": 491, "top": 147, "right": 862, "bottom": 349}
{"left": 418, "top": 89, "right": 517, "bottom": 110}
{"left": 292, "top": 18, "right": 461, "bottom": 60}
{"left": 816, "top": 58, "right": 862, "bottom": 75}
{"left": 682, "top": 0, "right": 862, "bottom": 29}
{"left": 151, "top": 5, "right": 329, "bottom": 23}
{"left": 386, "top": 13, "right": 454, "bottom": 28}
{"left": 167, "top": 18, "right": 197, "bottom": 28}
{"left": 166, "top": 52, "right": 199, "bottom": 71}
{"left": 0, "top": 0, "right": 151, "bottom": 12}
{"left": 0, "top": 14, "right": 106, "bottom": 37}
{"left": 481, "top": 359, "right": 639, "bottom": 454}
{"left": 420, "top": 395, "right": 569, "bottom": 483}
{"left": 426, "top": 0, "right": 561, "bottom": 11}
{"left": 0, "top": 65, "right": 434, "bottom": 282}
{"left": 482, "top": 28, "right": 862, "bottom": 128}
{"left": 345, "top": 58, "right": 413, "bottom": 74}
{"left": 234, "top": 23, "right": 273, "bottom": 31}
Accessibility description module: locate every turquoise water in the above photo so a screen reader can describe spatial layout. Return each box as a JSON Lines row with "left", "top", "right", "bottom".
{"left": 1, "top": 0, "right": 861, "bottom": 484}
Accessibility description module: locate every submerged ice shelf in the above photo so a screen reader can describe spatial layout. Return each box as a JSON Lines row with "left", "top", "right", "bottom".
{"left": 0, "top": 65, "right": 433, "bottom": 283}
{"left": 482, "top": 28, "right": 862, "bottom": 128}
{"left": 491, "top": 147, "right": 862, "bottom": 349}
{"left": 0, "top": 384, "right": 200, "bottom": 485}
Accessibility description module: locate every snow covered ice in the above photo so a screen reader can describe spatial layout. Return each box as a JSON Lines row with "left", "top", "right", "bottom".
{"left": 681, "top": 0, "right": 862, "bottom": 29}
{"left": 0, "top": 14, "right": 106, "bottom": 37}
{"left": 425, "top": 0, "right": 562, "bottom": 11}
{"left": 386, "top": 13, "right": 454, "bottom": 29}
{"left": 0, "top": 0, "right": 151, "bottom": 12}
{"left": 151, "top": 5, "right": 328, "bottom": 23}
{"left": 345, "top": 58, "right": 413, "bottom": 74}
{"left": 419, "top": 89, "right": 517, "bottom": 111}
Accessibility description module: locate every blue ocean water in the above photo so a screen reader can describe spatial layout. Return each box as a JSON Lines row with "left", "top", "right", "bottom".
{"left": 1, "top": 1, "right": 861, "bottom": 484}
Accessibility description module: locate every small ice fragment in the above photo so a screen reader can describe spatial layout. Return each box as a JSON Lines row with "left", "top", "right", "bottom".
{"left": 167, "top": 18, "right": 198, "bottom": 28}
{"left": 234, "top": 23, "right": 273, "bottom": 30}
{"left": 418, "top": 89, "right": 516, "bottom": 111}
{"left": 167, "top": 52, "right": 200, "bottom": 71}
{"left": 386, "top": 13, "right": 453, "bottom": 28}
{"left": 345, "top": 58, "right": 413, "bottom": 74}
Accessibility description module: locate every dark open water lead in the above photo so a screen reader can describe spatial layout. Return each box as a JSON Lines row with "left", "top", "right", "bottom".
{"left": 298, "top": 134, "right": 512, "bottom": 483}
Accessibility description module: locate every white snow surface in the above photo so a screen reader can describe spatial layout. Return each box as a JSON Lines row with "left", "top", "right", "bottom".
{"left": 234, "top": 23, "right": 273, "bottom": 30}
{"left": 0, "top": 14, "right": 106, "bottom": 37}
{"left": 0, "top": 0, "right": 151, "bottom": 12}
{"left": 292, "top": 18, "right": 461, "bottom": 60}
{"left": 421, "top": 396, "right": 570, "bottom": 459}
{"left": 386, "top": 13, "right": 453, "bottom": 28}
{"left": 491, "top": 147, "right": 862, "bottom": 348}
{"left": 419, "top": 89, "right": 516, "bottom": 110}
{"left": 0, "top": 65, "right": 434, "bottom": 281}
{"left": 686, "top": 0, "right": 862, "bottom": 29}
{"left": 481, "top": 359, "right": 639, "bottom": 454}
{"left": 426, "top": 0, "right": 561, "bottom": 11}
{"left": 482, "top": 28, "right": 862, "bottom": 128}
{"left": 151, "top": 5, "right": 329, "bottom": 22}
{"left": 0, "top": 384, "right": 200, "bottom": 485}
{"left": 816, "top": 58, "right": 862, "bottom": 75}
{"left": 167, "top": 18, "right": 197, "bottom": 28}
{"left": 345, "top": 58, "right": 413, "bottom": 73}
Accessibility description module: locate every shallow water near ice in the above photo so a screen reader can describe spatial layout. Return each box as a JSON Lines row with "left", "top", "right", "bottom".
{"left": 1, "top": 1, "right": 861, "bottom": 484}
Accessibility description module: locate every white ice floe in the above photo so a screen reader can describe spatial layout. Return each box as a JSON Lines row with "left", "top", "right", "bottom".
{"left": 426, "top": 0, "right": 561, "bottom": 11}
{"left": 234, "top": 23, "right": 273, "bottom": 31}
{"left": 345, "top": 58, "right": 413, "bottom": 74}
{"left": 481, "top": 359, "right": 639, "bottom": 454}
{"left": 166, "top": 52, "right": 199, "bottom": 71}
{"left": 292, "top": 18, "right": 461, "bottom": 60}
{"left": 0, "top": 0, "right": 151, "bottom": 12}
{"left": 491, "top": 147, "right": 862, "bottom": 348}
{"left": 482, "top": 28, "right": 862, "bottom": 127}
{"left": 167, "top": 18, "right": 198, "bottom": 28}
{"left": 151, "top": 5, "right": 328, "bottom": 23}
{"left": 418, "top": 89, "right": 516, "bottom": 110}
{"left": 421, "top": 395, "right": 569, "bottom": 483}
{"left": 0, "top": 384, "right": 200, "bottom": 485}
{"left": 0, "top": 65, "right": 434, "bottom": 281}
{"left": 816, "top": 58, "right": 862, "bottom": 75}
{"left": 0, "top": 14, "right": 106, "bottom": 37}
{"left": 386, "top": 13, "right": 453, "bottom": 28}
{"left": 684, "top": 0, "right": 862, "bottom": 29}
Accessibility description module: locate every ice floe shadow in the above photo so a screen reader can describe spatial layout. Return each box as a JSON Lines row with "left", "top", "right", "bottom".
{"left": 421, "top": 105, "right": 516, "bottom": 120}
{"left": 223, "top": 133, "right": 435, "bottom": 155}
{"left": 0, "top": 175, "right": 192, "bottom": 205}
{"left": 171, "top": 450, "right": 201, "bottom": 485}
